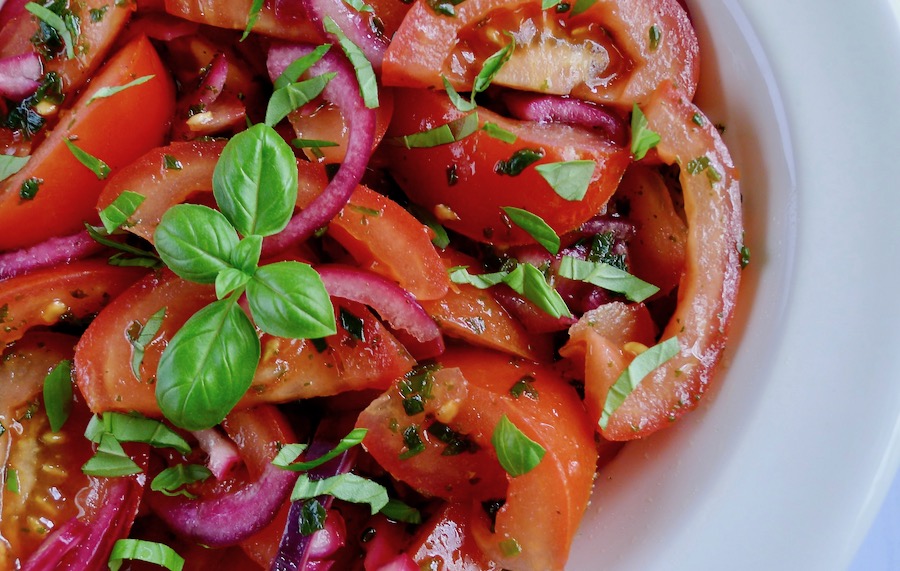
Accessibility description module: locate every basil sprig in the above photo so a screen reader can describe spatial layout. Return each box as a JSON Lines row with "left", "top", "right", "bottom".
{"left": 154, "top": 123, "right": 336, "bottom": 431}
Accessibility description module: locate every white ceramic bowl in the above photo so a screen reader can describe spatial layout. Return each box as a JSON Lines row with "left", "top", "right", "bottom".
{"left": 568, "top": 1, "right": 900, "bottom": 569}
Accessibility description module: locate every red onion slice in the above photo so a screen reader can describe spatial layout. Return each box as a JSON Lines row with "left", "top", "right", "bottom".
{"left": 192, "top": 428, "right": 241, "bottom": 480}
{"left": 263, "top": 44, "right": 376, "bottom": 255}
{"left": 0, "top": 230, "right": 103, "bottom": 280}
{"left": 0, "top": 52, "right": 42, "bottom": 100}
{"left": 503, "top": 92, "right": 628, "bottom": 146}
{"left": 317, "top": 264, "right": 445, "bottom": 360}
{"left": 197, "top": 52, "right": 228, "bottom": 108}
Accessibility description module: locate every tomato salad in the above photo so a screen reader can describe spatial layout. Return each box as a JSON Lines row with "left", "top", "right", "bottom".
{"left": 0, "top": 0, "right": 744, "bottom": 569}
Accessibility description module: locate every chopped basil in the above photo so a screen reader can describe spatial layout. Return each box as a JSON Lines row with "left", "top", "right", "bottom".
{"left": 0, "top": 155, "right": 29, "bottom": 182}
{"left": 291, "top": 473, "right": 390, "bottom": 514}
{"left": 343, "top": 0, "right": 374, "bottom": 12}
{"left": 265, "top": 72, "right": 335, "bottom": 127}
{"left": 630, "top": 104, "right": 661, "bottom": 160}
{"left": 397, "top": 112, "right": 479, "bottom": 148}
{"left": 599, "top": 336, "right": 681, "bottom": 429}
{"left": 443, "top": 76, "right": 476, "bottom": 112}
{"left": 339, "top": 307, "right": 366, "bottom": 341}
{"left": 408, "top": 204, "right": 451, "bottom": 248}
{"left": 64, "top": 140, "right": 110, "bottom": 179}
{"left": 473, "top": 37, "right": 515, "bottom": 96}
{"left": 300, "top": 499, "right": 328, "bottom": 535}
{"left": 482, "top": 122, "right": 517, "bottom": 143}
{"left": 588, "top": 232, "right": 626, "bottom": 270}
{"left": 686, "top": 155, "right": 722, "bottom": 183}
{"left": 570, "top": 0, "right": 597, "bottom": 15}
{"left": 399, "top": 425, "right": 426, "bottom": 459}
{"left": 274, "top": 45, "right": 331, "bottom": 90}
{"left": 499, "top": 538, "right": 523, "bottom": 557}
{"left": 127, "top": 306, "right": 166, "bottom": 380}
{"left": 25, "top": 2, "right": 76, "bottom": 59}
{"left": 99, "top": 190, "right": 145, "bottom": 234}
{"left": 691, "top": 112, "right": 705, "bottom": 126}
{"left": 150, "top": 464, "right": 212, "bottom": 498}
{"left": 85, "top": 412, "right": 191, "bottom": 454}
{"left": 503, "top": 263, "right": 571, "bottom": 319}
{"left": 510, "top": 376, "right": 538, "bottom": 400}
{"left": 740, "top": 244, "right": 751, "bottom": 269}
{"left": 87, "top": 75, "right": 155, "bottom": 104}
{"left": 292, "top": 138, "right": 339, "bottom": 160}
{"left": 448, "top": 266, "right": 508, "bottom": 289}
{"left": 649, "top": 25, "right": 661, "bottom": 51}
{"left": 19, "top": 177, "right": 43, "bottom": 200}
{"left": 495, "top": 149, "right": 544, "bottom": 176}
{"left": 84, "top": 223, "right": 161, "bottom": 267}
{"left": 5, "top": 468, "right": 18, "bottom": 494}
{"left": 108, "top": 539, "right": 185, "bottom": 571}
{"left": 491, "top": 415, "right": 545, "bottom": 477}
{"left": 164, "top": 154, "right": 183, "bottom": 170}
{"left": 425, "top": 0, "right": 465, "bottom": 17}
{"left": 273, "top": 428, "right": 367, "bottom": 472}
{"left": 43, "top": 360, "right": 73, "bottom": 433}
{"left": 542, "top": 0, "right": 561, "bottom": 8}
{"left": 323, "top": 17, "right": 379, "bottom": 109}
{"left": 558, "top": 256, "right": 659, "bottom": 302}
{"left": 426, "top": 421, "right": 477, "bottom": 455}
{"left": 81, "top": 433, "right": 143, "bottom": 477}
{"left": 534, "top": 160, "right": 596, "bottom": 201}
{"left": 380, "top": 498, "right": 422, "bottom": 523}
{"left": 241, "top": 0, "right": 265, "bottom": 40}
{"left": 501, "top": 207, "right": 560, "bottom": 254}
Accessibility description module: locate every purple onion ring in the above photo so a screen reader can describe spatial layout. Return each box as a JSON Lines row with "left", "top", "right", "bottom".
{"left": 0, "top": 51, "right": 42, "bottom": 100}
{"left": 503, "top": 91, "right": 628, "bottom": 146}
{"left": 0, "top": 230, "right": 103, "bottom": 280}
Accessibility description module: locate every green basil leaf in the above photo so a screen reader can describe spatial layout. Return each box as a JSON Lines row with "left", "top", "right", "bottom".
{"left": 150, "top": 464, "right": 212, "bottom": 498}
{"left": 343, "top": 0, "right": 374, "bottom": 12}
{"left": 649, "top": 24, "right": 662, "bottom": 51}
{"left": 154, "top": 204, "right": 240, "bottom": 284}
{"left": 292, "top": 138, "right": 339, "bottom": 160}
{"left": 265, "top": 72, "right": 336, "bottom": 127}
{"left": 81, "top": 433, "right": 143, "bottom": 477}
{"left": 534, "top": 160, "right": 596, "bottom": 201}
{"left": 558, "top": 256, "right": 659, "bottom": 302}
{"left": 398, "top": 112, "right": 479, "bottom": 148}
{"left": 630, "top": 103, "right": 661, "bottom": 160}
{"left": 156, "top": 299, "right": 261, "bottom": 431}
{"left": 323, "top": 17, "right": 379, "bottom": 109}
{"left": 300, "top": 499, "right": 328, "bottom": 535}
{"left": 230, "top": 235, "right": 262, "bottom": 274}
{"left": 213, "top": 123, "right": 299, "bottom": 237}
{"left": 24, "top": 2, "right": 75, "bottom": 59}
{"left": 87, "top": 75, "right": 155, "bottom": 104}
{"left": 246, "top": 261, "right": 336, "bottom": 339}
{"left": 495, "top": 148, "right": 544, "bottom": 176}
{"left": 85, "top": 222, "right": 161, "bottom": 267}
{"left": 473, "top": 37, "right": 515, "bottom": 95}
{"left": 599, "top": 336, "right": 681, "bottom": 430}
{"left": 5, "top": 468, "right": 18, "bottom": 494}
{"left": 380, "top": 498, "right": 422, "bottom": 524}
{"left": 491, "top": 415, "right": 545, "bottom": 477}
{"left": 274, "top": 45, "right": 331, "bottom": 90}
{"left": 215, "top": 267, "right": 252, "bottom": 300}
{"left": 443, "top": 76, "right": 476, "bottom": 112}
{"left": 99, "top": 190, "right": 145, "bottom": 234}
{"left": 291, "top": 473, "right": 389, "bottom": 514}
{"left": 448, "top": 266, "right": 508, "bottom": 289}
{"left": 274, "top": 428, "right": 367, "bottom": 472}
{"left": 0, "top": 155, "right": 29, "bottom": 182}
{"left": 503, "top": 264, "right": 571, "bottom": 318}
{"left": 85, "top": 412, "right": 191, "bottom": 455}
{"left": 272, "top": 443, "right": 308, "bottom": 467}
{"left": 128, "top": 306, "right": 166, "bottom": 380}
{"left": 570, "top": 0, "right": 597, "bottom": 15}
{"left": 43, "top": 360, "right": 73, "bottom": 433}
{"left": 108, "top": 539, "right": 185, "bottom": 571}
{"left": 542, "top": 0, "right": 560, "bottom": 8}
{"left": 408, "top": 204, "right": 450, "bottom": 249}
{"left": 241, "top": 0, "right": 265, "bottom": 40}
{"left": 501, "top": 207, "right": 560, "bottom": 254}
{"left": 64, "top": 140, "right": 110, "bottom": 180}
{"left": 482, "top": 122, "right": 517, "bottom": 143}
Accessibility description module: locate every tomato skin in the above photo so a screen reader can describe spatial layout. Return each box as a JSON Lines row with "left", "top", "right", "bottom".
{"left": 357, "top": 346, "right": 597, "bottom": 571}
{"left": 384, "top": 88, "right": 630, "bottom": 246}
{"left": 164, "top": 0, "right": 324, "bottom": 42}
{"left": 0, "top": 260, "right": 148, "bottom": 347}
{"left": 0, "top": 35, "right": 176, "bottom": 251}
{"left": 382, "top": 0, "right": 698, "bottom": 107}
{"left": 409, "top": 503, "right": 499, "bottom": 570}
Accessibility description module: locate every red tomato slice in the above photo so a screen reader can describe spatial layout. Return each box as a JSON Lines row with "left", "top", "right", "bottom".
{"left": 384, "top": 88, "right": 630, "bottom": 246}
{"left": 357, "top": 345, "right": 597, "bottom": 570}
{"left": 327, "top": 185, "right": 450, "bottom": 301}
{"left": 74, "top": 270, "right": 415, "bottom": 416}
{"left": 0, "top": 260, "right": 147, "bottom": 346}
{"left": 0, "top": 35, "right": 176, "bottom": 251}
{"left": 565, "top": 82, "right": 743, "bottom": 440}
{"left": 164, "top": 0, "right": 323, "bottom": 42}
{"left": 382, "top": 0, "right": 698, "bottom": 107}
{"left": 408, "top": 502, "right": 499, "bottom": 570}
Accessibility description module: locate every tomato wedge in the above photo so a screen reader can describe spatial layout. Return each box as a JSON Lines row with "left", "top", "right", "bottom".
{"left": 357, "top": 346, "right": 597, "bottom": 570}
{"left": 0, "top": 260, "right": 147, "bottom": 347}
{"left": 0, "top": 35, "right": 176, "bottom": 251}
{"left": 564, "top": 82, "right": 742, "bottom": 440}
{"left": 164, "top": 0, "right": 323, "bottom": 42}
{"left": 382, "top": 0, "right": 698, "bottom": 106}
{"left": 384, "top": 88, "right": 630, "bottom": 246}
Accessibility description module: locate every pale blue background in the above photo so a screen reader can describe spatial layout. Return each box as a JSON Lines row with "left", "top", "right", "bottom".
{"left": 849, "top": 473, "right": 900, "bottom": 570}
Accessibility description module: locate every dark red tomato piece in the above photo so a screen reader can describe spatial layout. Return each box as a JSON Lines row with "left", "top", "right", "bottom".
{"left": 357, "top": 345, "right": 597, "bottom": 570}
{"left": 0, "top": 259, "right": 147, "bottom": 346}
{"left": 0, "top": 35, "right": 176, "bottom": 251}
{"left": 327, "top": 184, "right": 450, "bottom": 301}
{"left": 74, "top": 270, "right": 415, "bottom": 417}
{"left": 408, "top": 502, "right": 499, "bottom": 570}
{"left": 382, "top": 0, "right": 698, "bottom": 107}
{"left": 164, "top": 0, "right": 323, "bottom": 42}
{"left": 384, "top": 88, "right": 630, "bottom": 246}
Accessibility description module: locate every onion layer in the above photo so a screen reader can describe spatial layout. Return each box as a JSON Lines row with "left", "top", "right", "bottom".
{"left": 0, "top": 230, "right": 103, "bottom": 280}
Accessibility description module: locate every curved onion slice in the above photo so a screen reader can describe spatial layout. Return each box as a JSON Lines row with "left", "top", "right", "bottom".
{"left": 0, "top": 52, "right": 41, "bottom": 100}
{"left": 192, "top": 428, "right": 241, "bottom": 480}
{"left": 0, "top": 230, "right": 103, "bottom": 280}
{"left": 503, "top": 91, "right": 628, "bottom": 146}
{"left": 263, "top": 44, "right": 376, "bottom": 255}
{"left": 317, "top": 264, "right": 445, "bottom": 359}
{"left": 197, "top": 52, "right": 229, "bottom": 108}
{"left": 284, "top": 0, "right": 387, "bottom": 69}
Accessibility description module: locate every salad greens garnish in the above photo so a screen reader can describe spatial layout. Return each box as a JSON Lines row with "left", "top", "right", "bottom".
{"left": 108, "top": 539, "right": 185, "bottom": 571}
{"left": 649, "top": 24, "right": 662, "bottom": 51}
{"left": 64, "top": 140, "right": 110, "bottom": 180}
{"left": 81, "top": 433, "right": 143, "bottom": 477}
{"left": 630, "top": 103, "right": 661, "bottom": 160}
{"left": 495, "top": 149, "right": 544, "bottom": 176}
{"left": 151, "top": 464, "right": 213, "bottom": 498}
{"left": 127, "top": 307, "right": 166, "bottom": 379}
{"left": 491, "top": 415, "right": 545, "bottom": 477}
{"left": 501, "top": 207, "right": 560, "bottom": 254}
{"left": 273, "top": 428, "right": 368, "bottom": 471}
{"left": 558, "top": 256, "right": 659, "bottom": 302}
{"left": 535, "top": 160, "right": 596, "bottom": 201}
{"left": 291, "top": 472, "right": 390, "bottom": 513}
{"left": 98, "top": 190, "right": 145, "bottom": 234}
{"left": 85, "top": 412, "right": 191, "bottom": 454}
{"left": 5, "top": 469, "right": 18, "bottom": 494}
{"left": 265, "top": 72, "right": 336, "bottom": 127}
{"left": 87, "top": 75, "right": 155, "bottom": 104}
{"left": 599, "top": 337, "right": 681, "bottom": 430}
{"left": 25, "top": 2, "right": 76, "bottom": 59}
{"left": 323, "top": 17, "right": 379, "bottom": 108}
{"left": 0, "top": 155, "right": 29, "bottom": 183}
{"left": 43, "top": 360, "right": 73, "bottom": 433}
{"left": 397, "top": 112, "right": 480, "bottom": 148}
{"left": 242, "top": 0, "right": 265, "bottom": 40}
{"left": 482, "top": 122, "right": 518, "bottom": 143}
